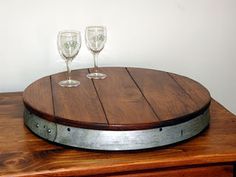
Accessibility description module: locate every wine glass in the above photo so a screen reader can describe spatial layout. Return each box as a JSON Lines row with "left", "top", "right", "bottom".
{"left": 57, "top": 30, "right": 81, "bottom": 87}
{"left": 85, "top": 26, "right": 107, "bottom": 79}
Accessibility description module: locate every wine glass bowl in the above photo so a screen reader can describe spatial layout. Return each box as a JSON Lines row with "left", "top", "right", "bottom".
{"left": 57, "top": 31, "right": 81, "bottom": 87}
{"left": 85, "top": 26, "right": 107, "bottom": 79}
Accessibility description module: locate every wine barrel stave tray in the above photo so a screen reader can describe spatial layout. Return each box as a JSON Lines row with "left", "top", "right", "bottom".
{"left": 23, "top": 67, "right": 211, "bottom": 151}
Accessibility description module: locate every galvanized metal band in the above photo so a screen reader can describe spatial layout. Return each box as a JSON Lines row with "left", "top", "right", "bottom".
{"left": 24, "top": 109, "right": 210, "bottom": 151}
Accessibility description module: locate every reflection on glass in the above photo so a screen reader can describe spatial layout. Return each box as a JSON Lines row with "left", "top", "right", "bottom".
{"left": 57, "top": 30, "right": 81, "bottom": 87}
{"left": 85, "top": 26, "right": 107, "bottom": 79}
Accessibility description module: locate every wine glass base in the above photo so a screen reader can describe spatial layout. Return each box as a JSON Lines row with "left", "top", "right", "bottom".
{"left": 87, "top": 72, "right": 107, "bottom": 80}
{"left": 58, "top": 80, "right": 80, "bottom": 87}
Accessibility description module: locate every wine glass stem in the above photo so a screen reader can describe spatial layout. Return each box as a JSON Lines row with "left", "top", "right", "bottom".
{"left": 93, "top": 53, "right": 99, "bottom": 73}
{"left": 66, "top": 60, "right": 72, "bottom": 81}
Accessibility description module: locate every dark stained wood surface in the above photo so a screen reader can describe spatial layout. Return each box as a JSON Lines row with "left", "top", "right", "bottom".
{"left": 23, "top": 76, "right": 55, "bottom": 121}
{"left": 127, "top": 68, "right": 208, "bottom": 121}
{"left": 169, "top": 73, "right": 211, "bottom": 111}
{"left": 0, "top": 92, "right": 236, "bottom": 176}
{"left": 23, "top": 67, "right": 211, "bottom": 130}
{"left": 51, "top": 69, "right": 108, "bottom": 127}
{"left": 91, "top": 67, "right": 159, "bottom": 128}
{"left": 111, "top": 165, "right": 233, "bottom": 177}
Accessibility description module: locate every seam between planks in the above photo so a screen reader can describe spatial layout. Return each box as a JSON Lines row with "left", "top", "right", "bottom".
{"left": 126, "top": 67, "right": 161, "bottom": 122}
{"left": 49, "top": 75, "right": 58, "bottom": 140}
{"left": 87, "top": 68, "right": 110, "bottom": 125}
{"left": 50, "top": 75, "right": 56, "bottom": 117}
{"left": 167, "top": 73, "right": 199, "bottom": 108}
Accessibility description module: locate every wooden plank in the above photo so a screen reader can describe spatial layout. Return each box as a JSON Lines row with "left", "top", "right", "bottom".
{"left": 0, "top": 92, "right": 22, "bottom": 105}
{"left": 90, "top": 67, "right": 159, "bottom": 129}
{"left": 1, "top": 93, "right": 236, "bottom": 176}
{"left": 51, "top": 69, "right": 108, "bottom": 128}
{"left": 127, "top": 68, "right": 199, "bottom": 121}
{"left": 169, "top": 73, "right": 211, "bottom": 110}
{"left": 23, "top": 76, "right": 54, "bottom": 121}
{"left": 111, "top": 165, "right": 233, "bottom": 177}
{"left": 0, "top": 92, "right": 23, "bottom": 118}
{"left": 0, "top": 93, "right": 62, "bottom": 154}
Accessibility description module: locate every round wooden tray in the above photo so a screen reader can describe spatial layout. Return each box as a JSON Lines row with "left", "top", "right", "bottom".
{"left": 23, "top": 67, "right": 211, "bottom": 150}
